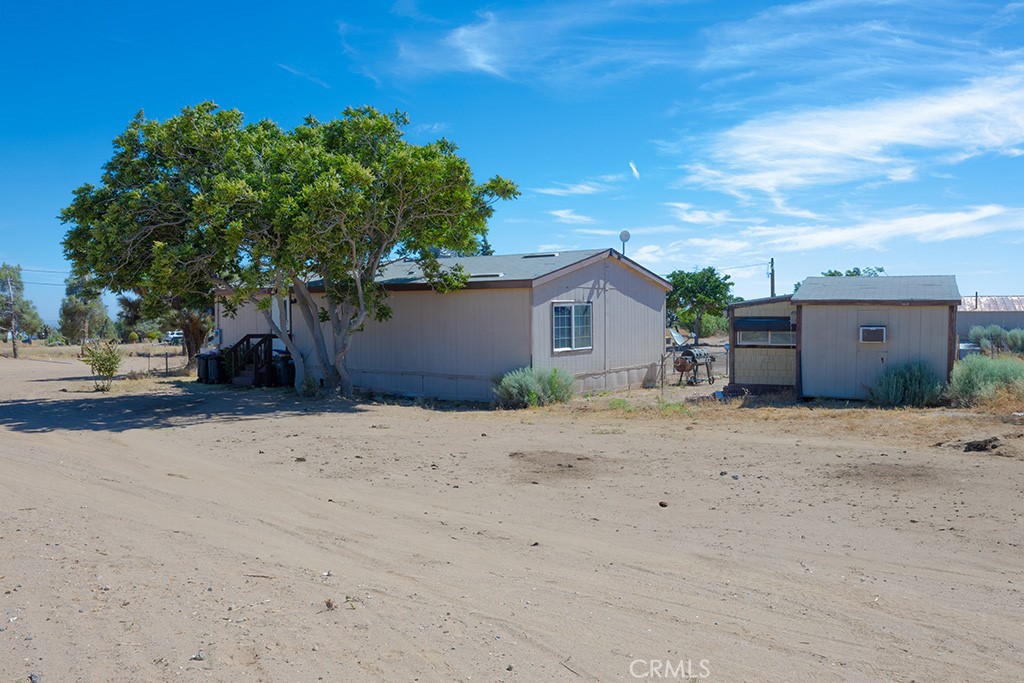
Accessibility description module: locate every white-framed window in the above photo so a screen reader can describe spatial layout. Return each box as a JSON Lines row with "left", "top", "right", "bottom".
{"left": 553, "top": 302, "right": 592, "bottom": 351}
{"left": 737, "top": 330, "right": 795, "bottom": 346}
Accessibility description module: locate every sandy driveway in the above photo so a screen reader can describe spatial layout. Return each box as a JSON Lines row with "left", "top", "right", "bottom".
{"left": 1, "top": 356, "right": 1021, "bottom": 681}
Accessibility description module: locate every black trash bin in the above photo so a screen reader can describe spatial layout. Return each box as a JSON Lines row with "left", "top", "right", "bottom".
{"left": 273, "top": 351, "right": 295, "bottom": 388}
{"left": 196, "top": 352, "right": 213, "bottom": 383}
{"left": 209, "top": 355, "right": 225, "bottom": 384}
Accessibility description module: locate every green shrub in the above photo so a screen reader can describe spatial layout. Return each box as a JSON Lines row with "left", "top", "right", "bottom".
{"left": 986, "top": 325, "right": 1008, "bottom": 350}
{"left": 494, "top": 367, "right": 575, "bottom": 409}
{"left": 867, "top": 361, "right": 943, "bottom": 408}
{"left": 127, "top": 331, "right": 140, "bottom": 343}
{"left": 609, "top": 397, "right": 635, "bottom": 412}
{"left": 968, "top": 324, "right": 1024, "bottom": 355}
{"left": 948, "top": 354, "right": 1024, "bottom": 406}
{"left": 968, "top": 325, "right": 986, "bottom": 346}
{"left": 80, "top": 340, "right": 123, "bottom": 391}
{"left": 1007, "top": 328, "right": 1024, "bottom": 354}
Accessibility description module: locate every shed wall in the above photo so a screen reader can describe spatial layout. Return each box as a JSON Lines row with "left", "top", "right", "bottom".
{"left": 734, "top": 348, "right": 796, "bottom": 386}
{"left": 729, "top": 299, "right": 797, "bottom": 388}
{"left": 530, "top": 258, "right": 666, "bottom": 393}
{"left": 800, "top": 304, "right": 951, "bottom": 399}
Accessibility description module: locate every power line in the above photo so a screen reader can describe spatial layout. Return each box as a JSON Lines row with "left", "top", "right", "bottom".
{"left": 22, "top": 281, "right": 69, "bottom": 287}
{"left": 21, "top": 268, "right": 71, "bottom": 274}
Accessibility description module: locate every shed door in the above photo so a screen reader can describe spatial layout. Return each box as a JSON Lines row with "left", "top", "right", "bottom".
{"left": 854, "top": 309, "right": 888, "bottom": 398}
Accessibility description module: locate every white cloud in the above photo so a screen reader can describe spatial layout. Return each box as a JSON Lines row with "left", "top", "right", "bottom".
{"left": 549, "top": 209, "right": 596, "bottom": 224}
{"left": 629, "top": 161, "right": 640, "bottom": 179}
{"left": 576, "top": 225, "right": 681, "bottom": 236}
{"left": 534, "top": 181, "right": 611, "bottom": 196}
{"left": 664, "top": 202, "right": 739, "bottom": 225}
{"left": 746, "top": 204, "right": 1024, "bottom": 251}
{"left": 276, "top": 63, "right": 332, "bottom": 89}
{"left": 389, "top": 3, "right": 695, "bottom": 89}
{"left": 688, "top": 69, "right": 1024, "bottom": 198}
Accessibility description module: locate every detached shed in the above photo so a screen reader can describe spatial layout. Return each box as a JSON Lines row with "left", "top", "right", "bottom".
{"left": 215, "top": 249, "right": 669, "bottom": 401}
{"left": 727, "top": 275, "right": 960, "bottom": 400}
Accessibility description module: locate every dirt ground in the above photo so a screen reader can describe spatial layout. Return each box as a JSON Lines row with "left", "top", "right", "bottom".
{"left": 1, "top": 353, "right": 1022, "bottom": 682}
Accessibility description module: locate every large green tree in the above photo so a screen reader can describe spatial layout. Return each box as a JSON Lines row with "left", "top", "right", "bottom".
{"left": 1, "top": 263, "right": 44, "bottom": 357}
{"left": 62, "top": 103, "right": 242, "bottom": 361}
{"left": 667, "top": 267, "right": 734, "bottom": 346}
{"left": 58, "top": 275, "right": 114, "bottom": 344}
{"left": 62, "top": 103, "right": 517, "bottom": 395}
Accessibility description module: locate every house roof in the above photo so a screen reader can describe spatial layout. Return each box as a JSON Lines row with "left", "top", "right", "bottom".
{"left": 958, "top": 295, "right": 1024, "bottom": 312}
{"left": 791, "top": 275, "right": 960, "bottom": 304}
{"left": 372, "top": 248, "right": 671, "bottom": 291}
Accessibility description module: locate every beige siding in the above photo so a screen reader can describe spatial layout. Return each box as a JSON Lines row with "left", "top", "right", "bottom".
{"left": 801, "top": 305, "right": 951, "bottom": 399}
{"left": 735, "top": 300, "right": 794, "bottom": 318}
{"left": 530, "top": 258, "right": 667, "bottom": 394}
{"left": 215, "top": 300, "right": 273, "bottom": 347}
{"left": 733, "top": 347, "right": 796, "bottom": 385}
{"left": 730, "top": 299, "right": 797, "bottom": 388}
{"left": 347, "top": 288, "right": 531, "bottom": 401}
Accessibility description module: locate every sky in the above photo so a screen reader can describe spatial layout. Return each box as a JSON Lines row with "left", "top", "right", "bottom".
{"left": 1, "top": 0, "right": 1022, "bottom": 323}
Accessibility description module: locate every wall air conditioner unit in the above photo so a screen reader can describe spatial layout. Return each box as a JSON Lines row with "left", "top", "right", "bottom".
{"left": 859, "top": 326, "right": 887, "bottom": 343}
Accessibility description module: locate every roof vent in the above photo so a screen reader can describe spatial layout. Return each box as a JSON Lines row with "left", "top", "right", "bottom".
{"left": 469, "top": 272, "right": 504, "bottom": 278}
{"left": 523, "top": 252, "right": 558, "bottom": 258}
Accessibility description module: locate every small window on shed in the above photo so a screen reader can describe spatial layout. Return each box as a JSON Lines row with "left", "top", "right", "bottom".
{"left": 860, "top": 326, "right": 887, "bottom": 343}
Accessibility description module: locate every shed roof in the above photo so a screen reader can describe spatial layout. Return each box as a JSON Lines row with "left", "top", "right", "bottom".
{"left": 791, "top": 275, "right": 960, "bottom": 304}
{"left": 958, "top": 295, "right": 1024, "bottom": 312}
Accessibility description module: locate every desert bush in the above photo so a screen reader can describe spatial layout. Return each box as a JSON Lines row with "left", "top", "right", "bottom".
{"left": 948, "top": 354, "right": 1024, "bottom": 406}
{"left": 968, "top": 324, "right": 1024, "bottom": 354}
{"left": 1007, "top": 328, "right": 1024, "bottom": 354}
{"left": 80, "top": 339, "right": 123, "bottom": 391}
{"left": 128, "top": 331, "right": 139, "bottom": 343}
{"left": 494, "top": 367, "right": 575, "bottom": 409}
{"left": 867, "top": 361, "right": 943, "bottom": 408}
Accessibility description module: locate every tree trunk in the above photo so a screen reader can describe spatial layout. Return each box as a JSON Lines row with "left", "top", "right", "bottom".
{"left": 182, "top": 316, "right": 203, "bottom": 367}
{"left": 290, "top": 277, "right": 340, "bottom": 393}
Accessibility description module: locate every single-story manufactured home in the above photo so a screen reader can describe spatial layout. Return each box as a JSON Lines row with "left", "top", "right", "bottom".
{"left": 726, "top": 275, "right": 960, "bottom": 400}
{"left": 956, "top": 295, "right": 1024, "bottom": 338}
{"left": 214, "top": 249, "right": 670, "bottom": 401}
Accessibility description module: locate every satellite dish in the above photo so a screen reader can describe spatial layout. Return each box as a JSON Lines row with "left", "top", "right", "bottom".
{"left": 619, "top": 230, "right": 631, "bottom": 255}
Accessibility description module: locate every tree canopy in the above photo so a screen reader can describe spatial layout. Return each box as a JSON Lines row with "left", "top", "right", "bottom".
{"left": 666, "top": 267, "right": 734, "bottom": 345}
{"left": 62, "top": 102, "right": 518, "bottom": 394}
{"left": 822, "top": 266, "right": 886, "bottom": 277}
{"left": 1, "top": 263, "right": 44, "bottom": 353}
{"left": 795, "top": 266, "right": 886, "bottom": 291}
{"left": 58, "top": 275, "right": 114, "bottom": 344}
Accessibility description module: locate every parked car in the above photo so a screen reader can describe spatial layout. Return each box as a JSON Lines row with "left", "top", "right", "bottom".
{"left": 163, "top": 330, "right": 184, "bottom": 344}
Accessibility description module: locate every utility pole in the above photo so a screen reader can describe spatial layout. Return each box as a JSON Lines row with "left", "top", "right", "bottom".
{"left": 6, "top": 275, "right": 18, "bottom": 359}
{"left": 769, "top": 258, "right": 776, "bottom": 297}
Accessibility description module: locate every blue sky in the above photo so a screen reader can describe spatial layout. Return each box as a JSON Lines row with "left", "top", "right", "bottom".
{"left": 2, "top": 1, "right": 1022, "bottom": 323}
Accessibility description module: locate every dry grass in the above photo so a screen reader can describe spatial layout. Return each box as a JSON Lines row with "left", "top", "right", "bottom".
{"left": 973, "top": 384, "right": 1024, "bottom": 416}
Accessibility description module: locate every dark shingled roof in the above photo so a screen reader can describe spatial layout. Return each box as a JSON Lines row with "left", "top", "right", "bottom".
{"left": 305, "top": 249, "right": 670, "bottom": 291}
{"left": 376, "top": 249, "right": 608, "bottom": 285}
{"left": 792, "top": 275, "right": 960, "bottom": 304}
